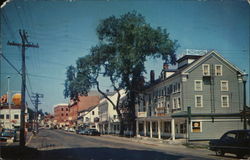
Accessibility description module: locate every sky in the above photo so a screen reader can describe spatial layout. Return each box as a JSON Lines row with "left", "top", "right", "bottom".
{"left": 0, "top": 0, "right": 249, "bottom": 113}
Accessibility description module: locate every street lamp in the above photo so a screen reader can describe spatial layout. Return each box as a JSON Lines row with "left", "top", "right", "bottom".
{"left": 242, "top": 72, "right": 248, "bottom": 129}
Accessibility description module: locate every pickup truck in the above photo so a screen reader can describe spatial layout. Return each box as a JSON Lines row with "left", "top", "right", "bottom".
{"left": 209, "top": 130, "right": 250, "bottom": 158}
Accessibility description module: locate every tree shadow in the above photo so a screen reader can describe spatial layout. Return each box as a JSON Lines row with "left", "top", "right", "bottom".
{"left": 38, "top": 147, "right": 185, "bottom": 160}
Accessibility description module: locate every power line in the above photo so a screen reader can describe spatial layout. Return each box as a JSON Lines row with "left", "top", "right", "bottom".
{"left": 7, "top": 29, "right": 39, "bottom": 147}
{"left": 0, "top": 53, "right": 21, "bottom": 75}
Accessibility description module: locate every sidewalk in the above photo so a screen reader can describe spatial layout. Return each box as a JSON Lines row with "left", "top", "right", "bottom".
{"left": 101, "top": 134, "right": 192, "bottom": 149}
{"left": 0, "top": 131, "right": 38, "bottom": 160}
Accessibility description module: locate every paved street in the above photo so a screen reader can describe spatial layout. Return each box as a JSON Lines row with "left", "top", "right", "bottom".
{"left": 25, "top": 128, "right": 238, "bottom": 160}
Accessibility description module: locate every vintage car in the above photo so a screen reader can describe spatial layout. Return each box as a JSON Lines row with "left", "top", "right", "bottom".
{"left": 0, "top": 129, "right": 17, "bottom": 142}
{"left": 87, "top": 129, "right": 100, "bottom": 136}
{"left": 209, "top": 130, "right": 250, "bottom": 158}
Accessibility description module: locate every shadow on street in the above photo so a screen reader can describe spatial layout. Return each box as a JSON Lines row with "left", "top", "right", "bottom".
{"left": 38, "top": 147, "right": 184, "bottom": 160}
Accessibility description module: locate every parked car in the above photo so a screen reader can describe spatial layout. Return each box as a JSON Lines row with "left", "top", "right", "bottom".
{"left": 0, "top": 129, "right": 17, "bottom": 142}
{"left": 87, "top": 129, "right": 100, "bottom": 136}
{"left": 79, "top": 128, "right": 90, "bottom": 135}
{"left": 68, "top": 128, "right": 75, "bottom": 132}
{"left": 64, "top": 127, "right": 68, "bottom": 131}
{"left": 209, "top": 130, "right": 250, "bottom": 158}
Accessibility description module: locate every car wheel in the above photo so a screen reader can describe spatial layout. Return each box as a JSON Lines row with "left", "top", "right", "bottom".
{"left": 215, "top": 149, "right": 225, "bottom": 156}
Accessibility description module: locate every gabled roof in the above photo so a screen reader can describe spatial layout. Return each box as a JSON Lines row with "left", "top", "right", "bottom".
{"left": 182, "top": 50, "right": 244, "bottom": 75}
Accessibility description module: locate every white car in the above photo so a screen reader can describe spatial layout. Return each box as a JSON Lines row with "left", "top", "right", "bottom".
{"left": 68, "top": 128, "right": 75, "bottom": 132}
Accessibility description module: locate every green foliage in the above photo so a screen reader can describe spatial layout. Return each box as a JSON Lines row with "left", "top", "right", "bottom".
{"left": 64, "top": 11, "right": 178, "bottom": 104}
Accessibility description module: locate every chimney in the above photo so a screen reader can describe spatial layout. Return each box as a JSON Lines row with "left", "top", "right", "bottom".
{"left": 150, "top": 70, "right": 155, "bottom": 83}
{"left": 163, "top": 63, "right": 169, "bottom": 70}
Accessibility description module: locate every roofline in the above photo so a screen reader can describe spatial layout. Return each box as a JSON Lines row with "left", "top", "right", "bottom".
{"left": 181, "top": 50, "right": 244, "bottom": 75}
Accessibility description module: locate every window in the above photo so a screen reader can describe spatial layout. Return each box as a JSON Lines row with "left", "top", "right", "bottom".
{"left": 177, "top": 97, "right": 181, "bottom": 108}
{"left": 0, "top": 114, "right": 4, "bottom": 119}
{"left": 113, "top": 115, "right": 116, "bottom": 119}
{"left": 194, "top": 80, "right": 203, "bottom": 91}
{"left": 221, "top": 95, "right": 229, "bottom": 107}
{"left": 173, "top": 98, "right": 177, "bottom": 109}
{"left": 177, "top": 83, "right": 181, "bottom": 92}
{"left": 202, "top": 64, "right": 210, "bottom": 76}
{"left": 66, "top": 113, "right": 68, "bottom": 116}
{"left": 61, "top": 113, "right": 64, "bottom": 116}
{"left": 221, "top": 80, "right": 229, "bottom": 91}
{"left": 6, "top": 114, "right": 10, "bottom": 119}
{"left": 61, "top": 108, "right": 63, "bottom": 111}
{"left": 195, "top": 95, "right": 203, "bottom": 107}
{"left": 191, "top": 121, "right": 202, "bottom": 133}
{"left": 92, "top": 111, "right": 94, "bottom": 115}
{"left": 14, "top": 114, "right": 19, "bottom": 119}
{"left": 215, "top": 65, "right": 222, "bottom": 76}
{"left": 66, "top": 108, "right": 68, "bottom": 111}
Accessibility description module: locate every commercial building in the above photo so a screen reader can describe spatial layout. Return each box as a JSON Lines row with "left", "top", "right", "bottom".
{"left": 68, "top": 91, "right": 100, "bottom": 128}
{"left": 54, "top": 104, "right": 69, "bottom": 127}
{"left": 0, "top": 105, "right": 21, "bottom": 129}
{"left": 136, "top": 51, "right": 247, "bottom": 140}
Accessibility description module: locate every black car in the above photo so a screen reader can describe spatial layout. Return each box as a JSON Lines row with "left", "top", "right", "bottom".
{"left": 209, "top": 130, "right": 250, "bottom": 158}
{"left": 87, "top": 129, "right": 100, "bottom": 136}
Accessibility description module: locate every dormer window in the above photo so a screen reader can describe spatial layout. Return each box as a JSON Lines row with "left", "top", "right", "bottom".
{"left": 215, "top": 65, "right": 222, "bottom": 76}
{"left": 202, "top": 64, "right": 210, "bottom": 76}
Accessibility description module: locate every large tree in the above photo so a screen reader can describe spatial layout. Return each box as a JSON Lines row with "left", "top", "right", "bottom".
{"left": 64, "top": 11, "right": 178, "bottom": 136}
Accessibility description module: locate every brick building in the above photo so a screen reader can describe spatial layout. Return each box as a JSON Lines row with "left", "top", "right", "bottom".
{"left": 54, "top": 104, "right": 69, "bottom": 127}
{"left": 69, "top": 91, "right": 100, "bottom": 127}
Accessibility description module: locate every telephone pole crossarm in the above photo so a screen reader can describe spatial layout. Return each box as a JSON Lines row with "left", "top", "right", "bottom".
{"left": 7, "top": 30, "right": 39, "bottom": 147}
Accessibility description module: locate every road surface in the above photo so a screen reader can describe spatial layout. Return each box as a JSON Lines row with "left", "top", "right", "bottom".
{"left": 27, "top": 128, "right": 238, "bottom": 160}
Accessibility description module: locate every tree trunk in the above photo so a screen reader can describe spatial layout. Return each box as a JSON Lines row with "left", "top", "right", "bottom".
{"left": 119, "top": 119, "right": 124, "bottom": 136}
{"left": 128, "top": 90, "right": 136, "bottom": 137}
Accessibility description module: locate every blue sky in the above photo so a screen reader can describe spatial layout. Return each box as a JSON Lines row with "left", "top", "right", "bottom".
{"left": 0, "top": 0, "right": 249, "bottom": 113}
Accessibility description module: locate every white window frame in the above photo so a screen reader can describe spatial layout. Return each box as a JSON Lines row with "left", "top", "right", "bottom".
{"left": 194, "top": 80, "right": 203, "bottom": 91}
{"left": 221, "top": 80, "right": 229, "bottom": 91}
{"left": 221, "top": 95, "right": 229, "bottom": 107}
{"left": 191, "top": 121, "right": 202, "bottom": 133}
{"left": 195, "top": 95, "right": 203, "bottom": 107}
{"left": 202, "top": 64, "right": 210, "bottom": 76}
{"left": 215, "top": 64, "right": 223, "bottom": 76}
{"left": 177, "top": 97, "right": 181, "bottom": 108}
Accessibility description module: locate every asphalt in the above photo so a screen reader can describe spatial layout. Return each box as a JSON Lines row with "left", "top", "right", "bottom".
{"left": 0, "top": 129, "right": 241, "bottom": 160}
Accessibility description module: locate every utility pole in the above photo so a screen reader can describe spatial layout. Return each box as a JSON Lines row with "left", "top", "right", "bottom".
{"left": 7, "top": 30, "right": 39, "bottom": 147}
{"left": 32, "top": 93, "right": 43, "bottom": 133}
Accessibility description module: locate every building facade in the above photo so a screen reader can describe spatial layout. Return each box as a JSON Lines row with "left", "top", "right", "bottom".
{"left": 0, "top": 105, "right": 21, "bottom": 129}
{"left": 98, "top": 90, "right": 126, "bottom": 135}
{"left": 80, "top": 105, "right": 99, "bottom": 130}
{"left": 68, "top": 92, "right": 100, "bottom": 127}
{"left": 136, "top": 51, "right": 247, "bottom": 140}
{"left": 54, "top": 104, "right": 69, "bottom": 127}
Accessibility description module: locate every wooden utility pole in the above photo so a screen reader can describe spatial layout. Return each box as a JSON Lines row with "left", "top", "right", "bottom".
{"left": 32, "top": 93, "right": 43, "bottom": 133}
{"left": 7, "top": 30, "right": 39, "bottom": 147}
